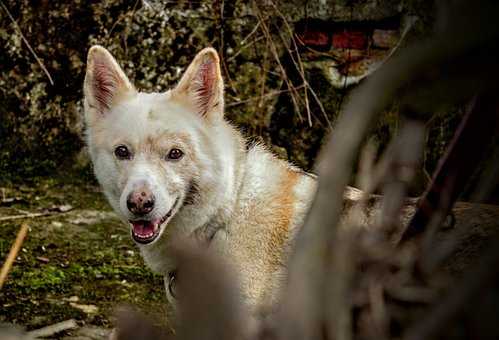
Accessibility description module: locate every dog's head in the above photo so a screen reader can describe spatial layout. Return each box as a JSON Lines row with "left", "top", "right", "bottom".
{"left": 83, "top": 46, "right": 228, "bottom": 246}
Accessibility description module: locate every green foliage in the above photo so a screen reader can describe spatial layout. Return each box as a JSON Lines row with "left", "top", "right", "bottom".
{"left": 0, "top": 1, "right": 278, "bottom": 180}
{"left": 0, "top": 0, "right": 462, "bottom": 190}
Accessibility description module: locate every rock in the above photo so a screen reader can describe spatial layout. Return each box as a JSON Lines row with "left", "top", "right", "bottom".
{"left": 62, "top": 326, "right": 111, "bottom": 340}
{"left": 276, "top": 0, "right": 404, "bottom": 22}
{"left": 63, "top": 296, "right": 80, "bottom": 303}
{"left": 69, "top": 303, "right": 99, "bottom": 315}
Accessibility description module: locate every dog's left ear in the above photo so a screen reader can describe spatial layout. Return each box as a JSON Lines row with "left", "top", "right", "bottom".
{"left": 172, "top": 48, "right": 224, "bottom": 120}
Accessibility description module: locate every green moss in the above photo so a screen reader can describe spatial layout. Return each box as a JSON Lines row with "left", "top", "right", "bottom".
{"left": 13, "top": 265, "right": 68, "bottom": 291}
{"left": 0, "top": 178, "right": 167, "bottom": 329}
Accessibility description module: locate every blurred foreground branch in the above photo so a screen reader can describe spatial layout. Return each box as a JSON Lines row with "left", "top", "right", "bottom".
{"left": 112, "top": 1, "right": 499, "bottom": 339}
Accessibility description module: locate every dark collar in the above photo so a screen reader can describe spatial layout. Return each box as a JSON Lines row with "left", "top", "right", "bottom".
{"left": 167, "top": 270, "right": 176, "bottom": 298}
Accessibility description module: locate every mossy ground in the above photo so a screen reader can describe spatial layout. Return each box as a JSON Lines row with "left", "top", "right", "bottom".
{"left": 0, "top": 177, "right": 167, "bottom": 333}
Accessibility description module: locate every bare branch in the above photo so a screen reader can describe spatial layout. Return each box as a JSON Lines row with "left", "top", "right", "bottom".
{"left": 0, "top": 1, "right": 54, "bottom": 85}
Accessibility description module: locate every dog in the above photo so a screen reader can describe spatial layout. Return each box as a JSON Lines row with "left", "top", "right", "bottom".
{"left": 83, "top": 45, "right": 318, "bottom": 310}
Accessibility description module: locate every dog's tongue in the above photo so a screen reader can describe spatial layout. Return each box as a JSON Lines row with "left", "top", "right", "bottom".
{"left": 131, "top": 220, "right": 157, "bottom": 238}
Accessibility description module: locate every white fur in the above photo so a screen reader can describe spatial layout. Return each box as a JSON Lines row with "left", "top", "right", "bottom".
{"left": 84, "top": 46, "right": 318, "bottom": 312}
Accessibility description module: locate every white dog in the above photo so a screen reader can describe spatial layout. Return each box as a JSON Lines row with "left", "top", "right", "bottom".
{"left": 83, "top": 46, "right": 317, "bottom": 310}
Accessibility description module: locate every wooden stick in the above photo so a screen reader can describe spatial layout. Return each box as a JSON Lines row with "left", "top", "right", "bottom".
{"left": 27, "top": 319, "right": 78, "bottom": 338}
{"left": 0, "top": 223, "right": 29, "bottom": 289}
{"left": 0, "top": 211, "right": 54, "bottom": 222}
{"left": 0, "top": 209, "right": 72, "bottom": 222}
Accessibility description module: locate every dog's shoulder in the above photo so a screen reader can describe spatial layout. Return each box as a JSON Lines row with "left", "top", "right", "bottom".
{"left": 227, "top": 143, "right": 317, "bottom": 306}
{"left": 242, "top": 142, "right": 317, "bottom": 201}
{"left": 234, "top": 142, "right": 317, "bottom": 253}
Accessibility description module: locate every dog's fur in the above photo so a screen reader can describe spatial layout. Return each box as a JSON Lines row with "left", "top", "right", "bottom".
{"left": 83, "top": 46, "right": 317, "bottom": 309}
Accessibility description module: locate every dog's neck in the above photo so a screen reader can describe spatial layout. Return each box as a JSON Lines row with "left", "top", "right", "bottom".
{"left": 139, "top": 122, "right": 247, "bottom": 274}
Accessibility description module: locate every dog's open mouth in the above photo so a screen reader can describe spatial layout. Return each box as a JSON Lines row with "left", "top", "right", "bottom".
{"left": 129, "top": 198, "right": 179, "bottom": 244}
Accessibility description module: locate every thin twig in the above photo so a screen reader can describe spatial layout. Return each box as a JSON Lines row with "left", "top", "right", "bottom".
{"left": 274, "top": 28, "right": 312, "bottom": 126}
{"left": 0, "top": 223, "right": 29, "bottom": 289}
{"left": 108, "top": 0, "right": 141, "bottom": 38}
{"left": 257, "top": 38, "right": 270, "bottom": 109}
{"left": 226, "top": 21, "right": 263, "bottom": 62}
{"left": 226, "top": 84, "right": 305, "bottom": 108}
{"left": 239, "top": 20, "right": 260, "bottom": 46}
{"left": 0, "top": 1, "right": 54, "bottom": 85}
{"left": 254, "top": 3, "right": 303, "bottom": 120}
{"left": 226, "top": 35, "right": 264, "bottom": 62}
{"left": 270, "top": 1, "right": 332, "bottom": 128}
{"left": 0, "top": 210, "right": 71, "bottom": 222}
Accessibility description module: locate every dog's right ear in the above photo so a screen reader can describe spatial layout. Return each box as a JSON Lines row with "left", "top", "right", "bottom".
{"left": 84, "top": 45, "right": 135, "bottom": 117}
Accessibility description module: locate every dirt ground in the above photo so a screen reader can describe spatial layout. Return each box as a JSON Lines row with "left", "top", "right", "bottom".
{"left": 0, "top": 177, "right": 169, "bottom": 339}
{"left": 2, "top": 177, "right": 499, "bottom": 339}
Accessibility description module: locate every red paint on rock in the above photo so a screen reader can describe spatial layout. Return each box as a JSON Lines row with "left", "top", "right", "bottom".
{"left": 332, "top": 30, "right": 368, "bottom": 50}
{"left": 297, "top": 29, "right": 330, "bottom": 48}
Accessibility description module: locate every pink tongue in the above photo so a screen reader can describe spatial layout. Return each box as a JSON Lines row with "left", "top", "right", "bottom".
{"left": 132, "top": 221, "right": 154, "bottom": 237}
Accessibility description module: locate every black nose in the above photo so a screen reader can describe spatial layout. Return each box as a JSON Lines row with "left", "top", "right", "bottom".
{"left": 127, "top": 188, "right": 155, "bottom": 215}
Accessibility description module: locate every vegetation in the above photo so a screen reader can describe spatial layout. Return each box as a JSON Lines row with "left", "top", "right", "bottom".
{"left": 0, "top": 178, "right": 167, "bottom": 330}
{"left": 1, "top": 0, "right": 460, "bottom": 183}
{"left": 1, "top": 0, "right": 496, "bottom": 337}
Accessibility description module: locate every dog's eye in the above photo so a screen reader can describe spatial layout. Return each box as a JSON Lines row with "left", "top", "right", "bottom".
{"left": 167, "top": 148, "right": 183, "bottom": 160}
{"left": 114, "top": 145, "right": 131, "bottom": 160}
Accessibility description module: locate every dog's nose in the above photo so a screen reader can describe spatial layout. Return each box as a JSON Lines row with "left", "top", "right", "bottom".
{"left": 127, "top": 188, "right": 155, "bottom": 215}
